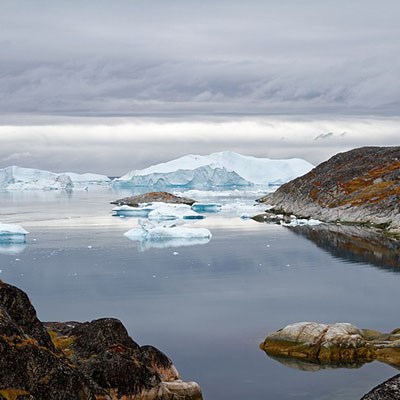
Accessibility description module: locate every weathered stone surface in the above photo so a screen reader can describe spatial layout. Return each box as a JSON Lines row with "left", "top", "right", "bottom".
{"left": 261, "top": 322, "right": 400, "bottom": 369}
{"left": 0, "top": 280, "right": 55, "bottom": 351}
{"left": 111, "top": 192, "right": 196, "bottom": 207}
{"left": 361, "top": 374, "right": 400, "bottom": 399}
{"left": 0, "top": 281, "right": 202, "bottom": 400}
{"left": 261, "top": 322, "right": 375, "bottom": 364}
{"left": 257, "top": 146, "right": 400, "bottom": 232}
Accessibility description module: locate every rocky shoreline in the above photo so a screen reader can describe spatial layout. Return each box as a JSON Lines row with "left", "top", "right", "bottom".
{"left": 257, "top": 146, "right": 400, "bottom": 235}
{"left": 0, "top": 280, "right": 202, "bottom": 400}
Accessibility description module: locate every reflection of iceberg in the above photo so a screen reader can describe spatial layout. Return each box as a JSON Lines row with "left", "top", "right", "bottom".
{"left": 191, "top": 203, "right": 222, "bottom": 213}
{"left": 0, "top": 243, "right": 27, "bottom": 255}
{"left": 0, "top": 223, "right": 29, "bottom": 243}
{"left": 126, "top": 236, "right": 211, "bottom": 251}
{"left": 124, "top": 220, "right": 212, "bottom": 251}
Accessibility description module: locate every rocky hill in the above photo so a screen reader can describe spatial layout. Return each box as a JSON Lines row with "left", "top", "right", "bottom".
{"left": 0, "top": 280, "right": 202, "bottom": 400}
{"left": 257, "top": 146, "right": 400, "bottom": 233}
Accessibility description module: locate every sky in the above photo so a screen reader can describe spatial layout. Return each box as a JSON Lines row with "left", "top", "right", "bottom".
{"left": 0, "top": 0, "right": 399, "bottom": 175}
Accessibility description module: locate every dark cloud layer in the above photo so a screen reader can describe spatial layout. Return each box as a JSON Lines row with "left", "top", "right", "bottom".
{"left": 1, "top": 0, "right": 400, "bottom": 118}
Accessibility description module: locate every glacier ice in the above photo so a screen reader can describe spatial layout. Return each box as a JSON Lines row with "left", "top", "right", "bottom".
{"left": 0, "top": 166, "right": 110, "bottom": 191}
{"left": 114, "top": 151, "right": 314, "bottom": 189}
{"left": 0, "top": 223, "right": 29, "bottom": 243}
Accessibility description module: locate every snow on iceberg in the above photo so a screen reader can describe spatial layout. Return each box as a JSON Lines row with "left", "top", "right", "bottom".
{"left": 0, "top": 166, "right": 110, "bottom": 191}
{"left": 114, "top": 151, "right": 314, "bottom": 189}
{"left": 0, "top": 223, "right": 29, "bottom": 243}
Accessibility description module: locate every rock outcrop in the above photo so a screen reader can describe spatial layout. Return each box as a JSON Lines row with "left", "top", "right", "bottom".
{"left": 0, "top": 280, "right": 202, "bottom": 400}
{"left": 257, "top": 146, "right": 400, "bottom": 233}
{"left": 361, "top": 373, "right": 400, "bottom": 399}
{"left": 261, "top": 322, "right": 400, "bottom": 369}
{"left": 111, "top": 192, "right": 196, "bottom": 207}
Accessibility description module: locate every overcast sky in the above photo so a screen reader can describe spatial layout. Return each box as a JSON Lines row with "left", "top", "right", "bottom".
{"left": 1, "top": 0, "right": 399, "bottom": 175}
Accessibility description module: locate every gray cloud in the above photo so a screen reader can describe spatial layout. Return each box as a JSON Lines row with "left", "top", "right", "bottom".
{"left": 1, "top": 0, "right": 399, "bottom": 118}
{"left": 314, "top": 132, "right": 334, "bottom": 141}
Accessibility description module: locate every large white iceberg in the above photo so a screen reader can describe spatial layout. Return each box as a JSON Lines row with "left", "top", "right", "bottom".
{"left": 114, "top": 151, "right": 314, "bottom": 188}
{"left": 0, "top": 223, "right": 29, "bottom": 243}
{"left": 0, "top": 166, "right": 110, "bottom": 191}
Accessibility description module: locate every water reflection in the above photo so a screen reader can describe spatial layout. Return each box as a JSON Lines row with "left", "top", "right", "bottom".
{"left": 0, "top": 243, "right": 27, "bottom": 255}
{"left": 287, "top": 224, "right": 400, "bottom": 271}
{"left": 267, "top": 354, "right": 367, "bottom": 372}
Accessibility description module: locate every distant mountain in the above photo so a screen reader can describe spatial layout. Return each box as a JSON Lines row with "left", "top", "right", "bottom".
{"left": 114, "top": 151, "right": 314, "bottom": 188}
{"left": 257, "top": 146, "right": 400, "bottom": 232}
{"left": 0, "top": 166, "right": 110, "bottom": 190}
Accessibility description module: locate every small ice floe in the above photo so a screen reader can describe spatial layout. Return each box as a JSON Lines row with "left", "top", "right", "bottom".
{"left": 240, "top": 213, "right": 251, "bottom": 219}
{"left": 191, "top": 202, "right": 222, "bottom": 213}
{"left": 112, "top": 204, "right": 155, "bottom": 217}
{"left": 0, "top": 223, "right": 29, "bottom": 243}
{"left": 124, "top": 220, "right": 212, "bottom": 251}
{"left": 147, "top": 204, "right": 204, "bottom": 220}
{"left": 281, "top": 217, "right": 322, "bottom": 227}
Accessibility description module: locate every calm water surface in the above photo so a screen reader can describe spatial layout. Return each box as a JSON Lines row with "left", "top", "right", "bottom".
{"left": 0, "top": 189, "right": 399, "bottom": 399}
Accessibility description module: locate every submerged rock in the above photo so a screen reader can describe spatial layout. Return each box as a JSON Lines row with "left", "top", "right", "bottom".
{"left": 261, "top": 321, "right": 400, "bottom": 368}
{"left": 0, "top": 280, "right": 202, "bottom": 400}
{"left": 257, "top": 146, "right": 400, "bottom": 233}
{"left": 111, "top": 191, "right": 196, "bottom": 207}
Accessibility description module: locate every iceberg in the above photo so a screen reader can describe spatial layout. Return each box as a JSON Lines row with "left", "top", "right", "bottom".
{"left": 114, "top": 151, "right": 314, "bottom": 189}
{"left": 0, "top": 166, "right": 110, "bottom": 191}
{"left": 124, "top": 220, "right": 212, "bottom": 246}
{"left": 113, "top": 204, "right": 156, "bottom": 217}
{"left": 0, "top": 223, "right": 29, "bottom": 243}
{"left": 125, "top": 226, "right": 212, "bottom": 240}
{"left": 114, "top": 202, "right": 205, "bottom": 220}
{"left": 147, "top": 204, "right": 204, "bottom": 220}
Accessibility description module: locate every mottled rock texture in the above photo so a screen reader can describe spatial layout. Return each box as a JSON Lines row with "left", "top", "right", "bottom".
{"left": 0, "top": 280, "right": 202, "bottom": 400}
{"left": 258, "top": 146, "right": 400, "bottom": 232}
{"left": 361, "top": 374, "right": 400, "bottom": 399}
{"left": 261, "top": 321, "right": 400, "bottom": 369}
{"left": 111, "top": 192, "right": 196, "bottom": 207}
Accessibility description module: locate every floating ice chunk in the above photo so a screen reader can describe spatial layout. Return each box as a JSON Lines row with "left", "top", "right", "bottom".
{"left": 191, "top": 202, "right": 222, "bottom": 213}
{"left": 147, "top": 204, "right": 204, "bottom": 220}
{"left": 113, "top": 204, "right": 155, "bottom": 217}
{"left": 281, "top": 217, "right": 322, "bottom": 227}
{"left": 0, "top": 223, "right": 29, "bottom": 243}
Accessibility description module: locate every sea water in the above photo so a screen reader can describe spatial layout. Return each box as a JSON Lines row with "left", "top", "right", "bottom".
{"left": 0, "top": 189, "right": 399, "bottom": 399}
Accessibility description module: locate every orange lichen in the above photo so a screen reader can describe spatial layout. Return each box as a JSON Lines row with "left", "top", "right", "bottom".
{"left": 0, "top": 389, "right": 30, "bottom": 400}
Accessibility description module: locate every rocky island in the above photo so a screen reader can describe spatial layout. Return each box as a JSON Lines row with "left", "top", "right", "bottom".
{"left": 257, "top": 146, "right": 400, "bottom": 234}
{"left": 0, "top": 280, "right": 202, "bottom": 400}
{"left": 261, "top": 321, "right": 400, "bottom": 399}
{"left": 111, "top": 192, "right": 196, "bottom": 207}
